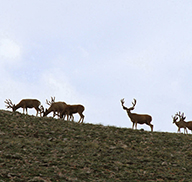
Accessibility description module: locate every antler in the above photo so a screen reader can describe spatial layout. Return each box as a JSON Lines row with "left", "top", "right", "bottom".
{"left": 181, "top": 112, "right": 186, "bottom": 120}
{"left": 46, "top": 96, "right": 55, "bottom": 106}
{"left": 176, "top": 111, "right": 181, "bottom": 117}
{"left": 172, "top": 114, "right": 178, "bottom": 123}
{"left": 46, "top": 99, "right": 51, "bottom": 106}
{"left": 172, "top": 115, "right": 178, "bottom": 119}
{"left": 132, "top": 99, "right": 137, "bottom": 108}
{"left": 120, "top": 98, "right": 137, "bottom": 110}
{"left": 51, "top": 96, "right": 55, "bottom": 103}
{"left": 120, "top": 98, "right": 125, "bottom": 105}
{"left": 176, "top": 112, "right": 186, "bottom": 121}
{"left": 128, "top": 98, "right": 137, "bottom": 110}
{"left": 4, "top": 99, "right": 14, "bottom": 109}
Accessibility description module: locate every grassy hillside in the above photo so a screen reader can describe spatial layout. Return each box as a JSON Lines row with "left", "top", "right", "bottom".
{"left": 0, "top": 110, "right": 192, "bottom": 182}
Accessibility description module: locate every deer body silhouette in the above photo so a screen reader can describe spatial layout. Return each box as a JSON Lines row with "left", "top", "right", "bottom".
{"left": 121, "top": 98, "right": 153, "bottom": 132}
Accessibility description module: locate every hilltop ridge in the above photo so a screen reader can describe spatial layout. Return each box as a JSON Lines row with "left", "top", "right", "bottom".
{"left": 0, "top": 110, "right": 191, "bottom": 181}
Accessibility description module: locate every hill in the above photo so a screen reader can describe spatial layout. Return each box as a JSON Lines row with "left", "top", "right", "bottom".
{"left": 0, "top": 110, "right": 191, "bottom": 181}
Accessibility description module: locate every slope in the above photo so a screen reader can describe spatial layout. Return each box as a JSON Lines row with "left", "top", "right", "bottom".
{"left": 0, "top": 110, "right": 191, "bottom": 181}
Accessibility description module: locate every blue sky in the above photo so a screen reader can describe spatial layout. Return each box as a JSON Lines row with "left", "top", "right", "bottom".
{"left": 1, "top": 0, "right": 192, "bottom": 132}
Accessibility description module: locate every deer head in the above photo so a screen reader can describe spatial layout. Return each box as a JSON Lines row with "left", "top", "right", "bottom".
{"left": 4, "top": 99, "right": 16, "bottom": 111}
{"left": 39, "top": 105, "right": 44, "bottom": 116}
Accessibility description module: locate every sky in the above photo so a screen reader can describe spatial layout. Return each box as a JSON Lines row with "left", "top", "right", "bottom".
{"left": 1, "top": 0, "right": 192, "bottom": 133}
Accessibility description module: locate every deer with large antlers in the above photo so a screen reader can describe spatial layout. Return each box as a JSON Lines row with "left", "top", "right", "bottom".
{"left": 173, "top": 112, "right": 192, "bottom": 134}
{"left": 43, "top": 97, "right": 67, "bottom": 117}
{"left": 60, "top": 104, "right": 85, "bottom": 123}
{"left": 4, "top": 99, "right": 41, "bottom": 116}
{"left": 121, "top": 98, "right": 153, "bottom": 131}
{"left": 43, "top": 101, "right": 67, "bottom": 118}
{"left": 172, "top": 112, "right": 188, "bottom": 134}
{"left": 44, "top": 97, "right": 72, "bottom": 119}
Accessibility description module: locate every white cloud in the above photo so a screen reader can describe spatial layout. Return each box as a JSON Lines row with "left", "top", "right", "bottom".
{"left": 0, "top": 38, "right": 22, "bottom": 61}
{"left": 40, "top": 68, "right": 83, "bottom": 103}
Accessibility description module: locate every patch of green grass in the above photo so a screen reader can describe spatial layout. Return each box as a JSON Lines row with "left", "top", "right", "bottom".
{"left": 0, "top": 110, "right": 192, "bottom": 181}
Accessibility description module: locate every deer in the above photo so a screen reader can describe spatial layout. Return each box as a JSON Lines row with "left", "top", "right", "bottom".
{"left": 43, "top": 101, "right": 67, "bottom": 117}
{"left": 60, "top": 104, "right": 85, "bottom": 123}
{"left": 172, "top": 112, "right": 188, "bottom": 134}
{"left": 120, "top": 98, "right": 153, "bottom": 132}
{"left": 174, "top": 112, "right": 192, "bottom": 133}
{"left": 45, "top": 97, "right": 58, "bottom": 117}
{"left": 44, "top": 97, "right": 73, "bottom": 120}
{"left": 4, "top": 99, "right": 41, "bottom": 116}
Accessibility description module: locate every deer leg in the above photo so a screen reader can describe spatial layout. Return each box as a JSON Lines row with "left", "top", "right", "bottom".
{"left": 149, "top": 124, "right": 153, "bottom": 132}
{"left": 185, "top": 128, "right": 188, "bottom": 134}
{"left": 53, "top": 112, "right": 55, "bottom": 118}
{"left": 71, "top": 115, "right": 74, "bottom": 122}
{"left": 81, "top": 114, "right": 85, "bottom": 123}
{"left": 68, "top": 114, "right": 71, "bottom": 121}
{"left": 24, "top": 108, "right": 28, "bottom": 114}
{"left": 35, "top": 108, "right": 39, "bottom": 117}
{"left": 135, "top": 122, "right": 138, "bottom": 129}
{"left": 69, "top": 115, "right": 73, "bottom": 121}
{"left": 132, "top": 122, "right": 135, "bottom": 129}
{"left": 59, "top": 112, "right": 64, "bottom": 119}
{"left": 146, "top": 122, "right": 153, "bottom": 132}
{"left": 37, "top": 109, "right": 40, "bottom": 117}
{"left": 67, "top": 114, "right": 69, "bottom": 121}
{"left": 78, "top": 113, "right": 84, "bottom": 123}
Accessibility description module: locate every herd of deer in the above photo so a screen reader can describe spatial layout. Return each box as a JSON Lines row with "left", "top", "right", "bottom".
{"left": 3, "top": 97, "right": 192, "bottom": 133}
{"left": 120, "top": 98, "right": 192, "bottom": 134}
{"left": 4, "top": 97, "right": 85, "bottom": 123}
